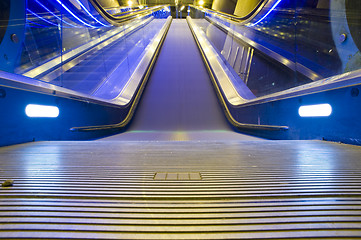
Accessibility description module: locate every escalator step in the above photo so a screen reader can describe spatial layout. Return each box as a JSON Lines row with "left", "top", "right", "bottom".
{"left": 0, "top": 140, "right": 361, "bottom": 239}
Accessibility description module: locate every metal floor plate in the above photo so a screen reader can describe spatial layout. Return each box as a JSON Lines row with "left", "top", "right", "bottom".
{"left": 1, "top": 140, "right": 361, "bottom": 239}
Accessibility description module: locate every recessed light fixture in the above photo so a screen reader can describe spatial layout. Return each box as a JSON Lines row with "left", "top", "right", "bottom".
{"left": 25, "top": 104, "right": 59, "bottom": 118}
{"left": 298, "top": 104, "right": 332, "bottom": 117}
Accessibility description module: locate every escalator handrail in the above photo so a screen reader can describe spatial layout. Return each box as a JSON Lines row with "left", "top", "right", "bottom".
{"left": 89, "top": 0, "right": 168, "bottom": 25}
{"left": 70, "top": 17, "right": 172, "bottom": 132}
{"left": 187, "top": 16, "right": 289, "bottom": 131}
{"left": 191, "top": 0, "right": 268, "bottom": 23}
{"left": 113, "top": 8, "right": 154, "bottom": 17}
{"left": 207, "top": 16, "right": 322, "bottom": 81}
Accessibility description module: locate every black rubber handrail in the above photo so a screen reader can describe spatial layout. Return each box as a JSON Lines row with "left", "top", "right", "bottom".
{"left": 113, "top": 7, "right": 152, "bottom": 17}
{"left": 190, "top": 0, "right": 268, "bottom": 22}
{"left": 89, "top": 0, "right": 168, "bottom": 25}
{"left": 70, "top": 17, "right": 172, "bottom": 132}
{"left": 187, "top": 17, "right": 289, "bottom": 132}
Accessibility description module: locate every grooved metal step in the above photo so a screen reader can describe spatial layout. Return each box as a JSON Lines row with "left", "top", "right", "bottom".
{"left": 154, "top": 172, "right": 202, "bottom": 180}
{"left": 0, "top": 140, "right": 361, "bottom": 239}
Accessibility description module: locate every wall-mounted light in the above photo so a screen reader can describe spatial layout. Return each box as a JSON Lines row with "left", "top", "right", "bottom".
{"left": 128, "top": 0, "right": 133, "bottom": 6}
{"left": 199, "top": 0, "right": 204, "bottom": 5}
{"left": 25, "top": 104, "right": 59, "bottom": 118}
{"left": 298, "top": 104, "right": 332, "bottom": 117}
{"left": 180, "top": 5, "right": 185, "bottom": 11}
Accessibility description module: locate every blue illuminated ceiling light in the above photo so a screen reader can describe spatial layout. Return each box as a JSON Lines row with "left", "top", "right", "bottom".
{"left": 55, "top": 0, "right": 96, "bottom": 28}
{"left": 25, "top": 104, "right": 60, "bottom": 118}
{"left": 73, "top": 0, "right": 110, "bottom": 27}
{"left": 35, "top": 0, "right": 79, "bottom": 28}
{"left": 249, "top": 0, "right": 282, "bottom": 27}
{"left": 27, "top": 9, "right": 59, "bottom": 26}
{"left": 27, "top": 20, "right": 49, "bottom": 28}
{"left": 298, "top": 104, "right": 332, "bottom": 117}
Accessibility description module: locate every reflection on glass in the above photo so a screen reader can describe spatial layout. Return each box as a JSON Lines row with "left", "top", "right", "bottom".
{"left": 0, "top": 0, "right": 169, "bottom": 100}
{"left": 190, "top": 0, "right": 361, "bottom": 99}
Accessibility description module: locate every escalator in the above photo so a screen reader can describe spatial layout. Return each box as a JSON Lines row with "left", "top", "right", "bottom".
{"left": 103, "top": 19, "right": 262, "bottom": 141}
{"left": 2, "top": 1, "right": 361, "bottom": 239}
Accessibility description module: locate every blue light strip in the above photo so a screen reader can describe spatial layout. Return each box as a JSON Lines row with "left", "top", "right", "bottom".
{"left": 249, "top": 0, "right": 282, "bottom": 27}
{"left": 55, "top": 0, "right": 96, "bottom": 28}
{"left": 73, "top": 0, "right": 110, "bottom": 27}
{"left": 35, "top": 0, "right": 79, "bottom": 28}
{"left": 27, "top": 9, "right": 59, "bottom": 26}
{"left": 27, "top": 19, "right": 49, "bottom": 28}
